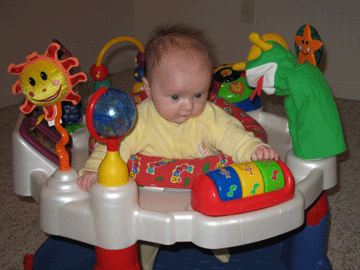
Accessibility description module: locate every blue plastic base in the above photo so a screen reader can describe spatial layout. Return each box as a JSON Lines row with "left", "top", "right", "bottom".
{"left": 33, "top": 237, "right": 287, "bottom": 270}
{"left": 32, "top": 213, "right": 331, "bottom": 270}
{"left": 154, "top": 240, "right": 287, "bottom": 270}
{"left": 282, "top": 213, "right": 331, "bottom": 270}
{"left": 33, "top": 236, "right": 96, "bottom": 270}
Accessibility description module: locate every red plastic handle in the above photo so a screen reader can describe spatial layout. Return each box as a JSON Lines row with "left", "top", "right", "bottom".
{"left": 86, "top": 87, "right": 123, "bottom": 151}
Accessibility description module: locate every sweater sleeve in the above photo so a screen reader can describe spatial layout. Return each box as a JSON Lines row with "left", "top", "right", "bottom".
{"left": 78, "top": 137, "right": 138, "bottom": 176}
{"left": 78, "top": 142, "right": 107, "bottom": 176}
{"left": 207, "top": 103, "right": 269, "bottom": 163}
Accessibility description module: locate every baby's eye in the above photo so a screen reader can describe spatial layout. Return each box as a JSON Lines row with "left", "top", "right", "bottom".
{"left": 171, "top": 94, "right": 179, "bottom": 100}
{"left": 194, "top": 93, "right": 202, "bottom": 98}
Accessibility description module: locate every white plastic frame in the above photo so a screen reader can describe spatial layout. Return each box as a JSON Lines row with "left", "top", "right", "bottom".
{"left": 12, "top": 109, "right": 337, "bottom": 250}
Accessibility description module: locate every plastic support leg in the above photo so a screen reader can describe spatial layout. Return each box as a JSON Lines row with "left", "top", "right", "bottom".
{"left": 23, "top": 254, "right": 34, "bottom": 270}
{"left": 282, "top": 192, "right": 332, "bottom": 270}
{"left": 93, "top": 243, "right": 141, "bottom": 270}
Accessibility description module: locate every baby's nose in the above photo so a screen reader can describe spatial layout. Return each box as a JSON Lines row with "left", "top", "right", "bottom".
{"left": 183, "top": 99, "right": 193, "bottom": 111}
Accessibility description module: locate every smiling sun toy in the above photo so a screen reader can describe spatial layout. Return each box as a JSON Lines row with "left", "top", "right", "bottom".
{"left": 8, "top": 42, "right": 87, "bottom": 121}
{"left": 8, "top": 42, "right": 87, "bottom": 171}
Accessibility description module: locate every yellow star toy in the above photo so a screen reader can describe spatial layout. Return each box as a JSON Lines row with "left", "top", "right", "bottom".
{"left": 295, "top": 24, "right": 323, "bottom": 66}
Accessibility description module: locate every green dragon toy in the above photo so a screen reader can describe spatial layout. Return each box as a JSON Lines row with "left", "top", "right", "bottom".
{"left": 234, "top": 33, "right": 346, "bottom": 160}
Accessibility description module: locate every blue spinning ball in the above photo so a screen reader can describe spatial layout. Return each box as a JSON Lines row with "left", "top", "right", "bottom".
{"left": 134, "top": 66, "right": 144, "bottom": 82}
{"left": 92, "top": 88, "right": 137, "bottom": 138}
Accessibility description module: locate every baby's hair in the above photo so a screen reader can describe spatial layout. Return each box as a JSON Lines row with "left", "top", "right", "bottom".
{"left": 144, "top": 23, "right": 217, "bottom": 81}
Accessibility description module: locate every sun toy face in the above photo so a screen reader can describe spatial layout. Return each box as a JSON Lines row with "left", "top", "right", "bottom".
{"left": 20, "top": 61, "right": 68, "bottom": 106}
{"left": 8, "top": 43, "right": 87, "bottom": 121}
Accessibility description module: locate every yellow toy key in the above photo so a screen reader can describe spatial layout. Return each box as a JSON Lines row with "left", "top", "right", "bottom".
{"left": 230, "top": 162, "right": 264, "bottom": 197}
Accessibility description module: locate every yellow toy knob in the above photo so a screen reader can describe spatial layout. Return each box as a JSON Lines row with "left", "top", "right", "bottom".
{"left": 230, "top": 162, "right": 264, "bottom": 197}
{"left": 98, "top": 151, "right": 129, "bottom": 187}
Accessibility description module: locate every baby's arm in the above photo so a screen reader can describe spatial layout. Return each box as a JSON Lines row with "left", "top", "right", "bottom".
{"left": 207, "top": 104, "right": 279, "bottom": 163}
{"left": 77, "top": 142, "right": 106, "bottom": 192}
{"left": 76, "top": 122, "right": 139, "bottom": 192}
{"left": 250, "top": 145, "right": 279, "bottom": 161}
{"left": 77, "top": 145, "right": 133, "bottom": 192}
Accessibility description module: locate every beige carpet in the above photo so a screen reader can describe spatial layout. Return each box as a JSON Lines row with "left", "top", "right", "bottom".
{"left": 1, "top": 68, "right": 359, "bottom": 269}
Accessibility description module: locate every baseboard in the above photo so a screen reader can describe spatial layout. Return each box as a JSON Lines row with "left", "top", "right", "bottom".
{"left": 0, "top": 93, "right": 24, "bottom": 110}
{"left": 80, "top": 59, "right": 135, "bottom": 84}
{"left": 107, "top": 59, "right": 135, "bottom": 75}
{"left": 3, "top": 68, "right": 357, "bottom": 110}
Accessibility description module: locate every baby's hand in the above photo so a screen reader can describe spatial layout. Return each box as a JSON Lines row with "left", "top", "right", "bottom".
{"left": 251, "top": 145, "right": 279, "bottom": 161}
{"left": 77, "top": 172, "right": 98, "bottom": 192}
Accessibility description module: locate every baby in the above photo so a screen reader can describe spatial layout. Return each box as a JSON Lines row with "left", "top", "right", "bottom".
{"left": 78, "top": 24, "right": 278, "bottom": 268}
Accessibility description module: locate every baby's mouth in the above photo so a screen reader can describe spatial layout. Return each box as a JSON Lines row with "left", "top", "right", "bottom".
{"left": 33, "top": 85, "right": 62, "bottom": 102}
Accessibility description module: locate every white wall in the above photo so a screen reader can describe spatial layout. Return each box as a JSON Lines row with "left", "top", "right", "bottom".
{"left": 134, "top": 0, "right": 360, "bottom": 101}
{"left": 2, "top": 0, "right": 359, "bottom": 110}
{"left": 1, "top": 0, "right": 135, "bottom": 109}
{"left": 255, "top": 0, "right": 360, "bottom": 101}
{"left": 134, "top": 0, "right": 256, "bottom": 66}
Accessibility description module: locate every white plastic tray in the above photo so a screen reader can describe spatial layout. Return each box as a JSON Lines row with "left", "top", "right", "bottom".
{"left": 12, "top": 110, "right": 337, "bottom": 250}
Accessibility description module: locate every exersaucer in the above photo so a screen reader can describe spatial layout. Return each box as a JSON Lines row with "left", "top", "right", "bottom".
{"left": 13, "top": 86, "right": 337, "bottom": 270}
{"left": 10, "top": 34, "right": 342, "bottom": 270}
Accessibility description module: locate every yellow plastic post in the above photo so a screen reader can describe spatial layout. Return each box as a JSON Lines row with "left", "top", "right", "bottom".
{"left": 97, "top": 151, "right": 129, "bottom": 187}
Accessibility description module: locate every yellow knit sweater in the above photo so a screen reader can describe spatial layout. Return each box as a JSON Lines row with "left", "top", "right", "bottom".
{"left": 79, "top": 98, "right": 268, "bottom": 175}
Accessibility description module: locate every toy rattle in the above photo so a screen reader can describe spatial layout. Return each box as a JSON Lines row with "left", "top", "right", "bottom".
{"left": 86, "top": 86, "right": 137, "bottom": 187}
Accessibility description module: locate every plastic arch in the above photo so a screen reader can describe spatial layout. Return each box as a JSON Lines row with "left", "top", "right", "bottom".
{"left": 95, "top": 36, "right": 145, "bottom": 68}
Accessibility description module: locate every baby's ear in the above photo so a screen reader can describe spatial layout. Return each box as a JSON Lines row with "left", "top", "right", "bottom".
{"left": 142, "top": 77, "right": 152, "bottom": 99}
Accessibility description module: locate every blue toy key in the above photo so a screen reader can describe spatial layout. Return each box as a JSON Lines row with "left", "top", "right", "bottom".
{"left": 205, "top": 167, "right": 242, "bottom": 201}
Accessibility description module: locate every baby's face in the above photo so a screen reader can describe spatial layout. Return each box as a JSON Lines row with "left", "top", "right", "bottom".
{"left": 143, "top": 49, "right": 212, "bottom": 124}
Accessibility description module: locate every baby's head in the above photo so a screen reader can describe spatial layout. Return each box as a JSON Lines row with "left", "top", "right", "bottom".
{"left": 142, "top": 24, "right": 216, "bottom": 124}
